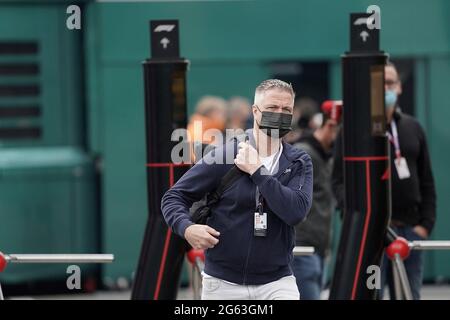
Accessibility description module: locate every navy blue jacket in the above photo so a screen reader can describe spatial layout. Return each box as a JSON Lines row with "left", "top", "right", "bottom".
{"left": 161, "top": 129, "right": 313, "bottom": 285}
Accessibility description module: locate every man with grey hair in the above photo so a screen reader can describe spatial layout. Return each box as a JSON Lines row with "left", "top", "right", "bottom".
{"left": 161, "top": 79, "right": 313, "bottom": 300}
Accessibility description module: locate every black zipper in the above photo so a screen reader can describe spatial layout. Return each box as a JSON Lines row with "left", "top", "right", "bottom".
{"left": 242, "top": 187, "right": 257, "bottom": 285}
{"left": 242, "top": 230, "right": 253, "bottom": 285}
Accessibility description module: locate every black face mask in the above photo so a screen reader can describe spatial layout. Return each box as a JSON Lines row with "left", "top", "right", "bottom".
{"left": 256, "top": 106, "right": 293, "bottom": 137}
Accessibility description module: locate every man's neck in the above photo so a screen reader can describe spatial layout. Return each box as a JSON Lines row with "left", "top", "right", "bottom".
{"left": 253, "top": 127, "right": 281, "bottom": 157}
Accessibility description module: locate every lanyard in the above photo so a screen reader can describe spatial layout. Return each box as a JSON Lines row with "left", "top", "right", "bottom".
{"left": 387, "top": 120, "right": 402, "bottom": 158}
{"left": 255, "top": 186, "right": 263, "bottom": 213}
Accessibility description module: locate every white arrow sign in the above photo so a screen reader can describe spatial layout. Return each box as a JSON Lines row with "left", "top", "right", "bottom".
{"left": 360, "top": 31, "right": 369, "bottom": 42}
{"left": 160, "top": 37, "right": 170, "bottom": 49}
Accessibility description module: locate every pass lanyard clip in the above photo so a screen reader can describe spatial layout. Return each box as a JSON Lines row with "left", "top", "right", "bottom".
{"left": 255, "top": 186, "right": 264, "bottom": 213}
{"left": 387, "top": 120, "right": 402, "bottom": 159}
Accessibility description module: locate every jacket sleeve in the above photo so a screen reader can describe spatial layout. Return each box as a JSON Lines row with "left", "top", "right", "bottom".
{"left": 416, "top": 124, "right": 436, "bottom": 234}
{"left": 160, "top": 147, "right": 225, "bottom": 238}
{"left": 249, "top": 152, "right": 313, "bottom": 226}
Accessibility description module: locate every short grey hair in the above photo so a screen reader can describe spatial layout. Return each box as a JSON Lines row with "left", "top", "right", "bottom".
{"left": 254, "top": 79, "right": 295, "bottom": 105}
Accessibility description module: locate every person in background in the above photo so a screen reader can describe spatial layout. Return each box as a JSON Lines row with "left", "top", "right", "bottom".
{"left": 292, "top": 100, "right": 342, "bottom": 300}
{"left": 284, "top": 97, "right": 320, "bottom": 144}
{"left": 187, "top": 96, "right": 228, "bottom": 162}
{"left": 226, "top": 96, "right": 251, "bottom": 132}
{"left": 332, "top": 62, "right": 436, "bottom": 300}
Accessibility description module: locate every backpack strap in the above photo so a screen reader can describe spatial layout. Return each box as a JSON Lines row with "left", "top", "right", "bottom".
{"left": 206, "top": 133, "right": 248, "bottom": 205}
{"left": 207, "top": 165, "right": 245, "bottom": 205}
{"left": 191, "top": 133, "right": 248, "bottom": 224}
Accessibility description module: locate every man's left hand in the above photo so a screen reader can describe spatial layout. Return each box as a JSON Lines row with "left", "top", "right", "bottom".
{"left": 234, "top": 141, "right": 262, "bottom": 175}
{"left": 413, "top": 225, "right": 429, "bottom": 239}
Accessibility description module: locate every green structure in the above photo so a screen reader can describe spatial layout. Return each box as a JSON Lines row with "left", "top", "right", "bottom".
{"left": 0, "top": 2, "right": 98, "bottom": 284}
{"left": 0, "top": 0, "right": 449, "bottom": 287}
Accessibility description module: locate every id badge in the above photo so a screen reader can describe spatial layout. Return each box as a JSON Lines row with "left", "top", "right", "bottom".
{"left": 394, "top": 157, "right": 411, "bottom": 180}
{"left": 254, "top": 212, "right": 267, "bottom": 237}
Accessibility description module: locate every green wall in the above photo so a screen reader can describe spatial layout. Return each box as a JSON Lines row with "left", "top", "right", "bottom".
{"left": 0, "top": 3, "right": 84, "bottom": 147}
{"left": 82, "top": 0, "right": 450, "bottom": 283}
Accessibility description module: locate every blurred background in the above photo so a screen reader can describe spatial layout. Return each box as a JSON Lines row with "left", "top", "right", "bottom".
{"left": 0, "top": 0, "right": 449, "bottom": 297}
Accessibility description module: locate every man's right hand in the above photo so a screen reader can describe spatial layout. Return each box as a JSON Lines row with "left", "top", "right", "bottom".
{"left": 184, "top": 225, "right": 220, "bottom": 250}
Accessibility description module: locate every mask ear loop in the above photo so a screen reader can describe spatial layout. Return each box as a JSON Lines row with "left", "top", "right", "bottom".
{"left": 254, "top": 104, "right": 263, "bottom": 114}
{"left": 253, "top": 105, "right": 262, "bottom": 150}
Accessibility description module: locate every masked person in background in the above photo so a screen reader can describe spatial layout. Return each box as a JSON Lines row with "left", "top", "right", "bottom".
{"left": 162, "top": 79, "right": 313, "bottom": 300}
{"left": 292, "top": 100, "right": 342, "bottom": 300}
{"left": 332, "top": 62, "right": 436, "bottom": 300}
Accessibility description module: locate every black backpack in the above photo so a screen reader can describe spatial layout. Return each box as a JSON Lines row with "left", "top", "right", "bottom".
{"left": 189, "top": 135, "right": 247, "bottom": 225}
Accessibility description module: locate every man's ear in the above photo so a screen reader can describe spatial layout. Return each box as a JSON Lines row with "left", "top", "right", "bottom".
{"left": 252, "top": 105, "right": 258, "bottom": 116}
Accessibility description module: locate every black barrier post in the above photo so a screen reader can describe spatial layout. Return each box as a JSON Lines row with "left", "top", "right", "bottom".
{"left": 131, "top": 20, "right": 190, "bottom": 300}
{"left": 329, "top": 13, "right": 390, "bottom": 300}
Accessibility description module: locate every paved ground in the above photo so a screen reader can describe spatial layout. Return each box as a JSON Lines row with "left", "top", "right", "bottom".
{"left": 5, "top": 285, "right": 450, "bottom": 300}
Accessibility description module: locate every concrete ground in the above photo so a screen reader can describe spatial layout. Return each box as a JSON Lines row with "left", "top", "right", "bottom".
{"left": 4, "top": 285, "right": 450, "bottom": 300}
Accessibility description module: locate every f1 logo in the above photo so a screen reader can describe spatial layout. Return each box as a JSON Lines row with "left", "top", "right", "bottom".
{"left": 154, "top": 24, "right": 176, "bottom": 33}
